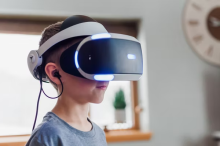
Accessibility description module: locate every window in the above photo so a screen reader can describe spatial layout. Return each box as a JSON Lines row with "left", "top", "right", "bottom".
{"left": 0, "top": 33, "right": 58, "bottom": 136}
{"left": 0, "top": 18, "right": 139, "bottom": 136}
{"left": 90, "top": 81, "right": 133, "bottom": 130}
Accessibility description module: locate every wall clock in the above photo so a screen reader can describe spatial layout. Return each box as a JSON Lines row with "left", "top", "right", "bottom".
{"left": 184, "top": 0, "right": 220, "bottom": 66}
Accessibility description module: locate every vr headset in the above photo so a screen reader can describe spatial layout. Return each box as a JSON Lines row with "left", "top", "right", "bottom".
{"left": 27, "top": 15, "right": 143, "bottom": 82}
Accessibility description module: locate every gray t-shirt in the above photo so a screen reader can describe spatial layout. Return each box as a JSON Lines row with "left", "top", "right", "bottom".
{"left": 26, "top": 112, "right": 107, "bottom": 146}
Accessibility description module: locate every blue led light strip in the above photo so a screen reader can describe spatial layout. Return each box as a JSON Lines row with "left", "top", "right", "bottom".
{"left": 91, "top": 33, "right": 111, "bottom": 40}
{"left": 127, "top": 54, "right": 136, "bottom": 60}
{"left": 75, "top": 51, "right": 79, "bottom": 68}
{"left": 94, "top": 75, "right": 114, "bottom": 81}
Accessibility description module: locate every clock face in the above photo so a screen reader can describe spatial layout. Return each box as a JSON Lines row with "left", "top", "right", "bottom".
{"left": 184, "top": 0, "right": 220, "bottom": 66}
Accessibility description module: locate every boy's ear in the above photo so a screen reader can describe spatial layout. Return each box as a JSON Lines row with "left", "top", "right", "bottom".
{"left": 45, "top": 63, "right": 61, "bottom": 85}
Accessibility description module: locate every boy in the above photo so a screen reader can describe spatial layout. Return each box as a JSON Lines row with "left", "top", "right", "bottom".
{"left": 26, "top": 17, "right": 109, "bottom": 146}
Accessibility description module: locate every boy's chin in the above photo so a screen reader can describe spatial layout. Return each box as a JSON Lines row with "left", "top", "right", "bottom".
{"left": 89, "top": 96, "right": 104, "bottom": 104}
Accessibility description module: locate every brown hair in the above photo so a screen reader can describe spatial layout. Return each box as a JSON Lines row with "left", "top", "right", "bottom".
{"left": 40, "top": 21, "right": 83, "bottom": 91}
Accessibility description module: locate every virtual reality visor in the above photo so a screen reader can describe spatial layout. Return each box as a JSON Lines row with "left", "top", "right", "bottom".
{"left": 60, "top": 33, "right": 143, "bottom": 81}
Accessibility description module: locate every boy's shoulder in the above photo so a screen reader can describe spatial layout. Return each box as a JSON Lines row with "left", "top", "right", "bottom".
{"left": 34, "top": 114, "right": 60, "bottom": 135}
{"left": 26, "top": 112, "right": 65, "bottom": 146}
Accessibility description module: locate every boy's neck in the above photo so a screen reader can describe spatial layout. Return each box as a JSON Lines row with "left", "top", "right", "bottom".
{"left": 51, "top": 94, "right": 92, "bottom": 131}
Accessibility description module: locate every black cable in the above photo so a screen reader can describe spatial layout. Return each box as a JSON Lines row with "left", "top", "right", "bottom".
{"left": 32, "top": 67, "right": 64, "bottom": 131}
{"left": 32, "top": 67, "right": 43, "bottom": 131}
{"left": 41, "top": 77, "right": 63, "bottom": 99}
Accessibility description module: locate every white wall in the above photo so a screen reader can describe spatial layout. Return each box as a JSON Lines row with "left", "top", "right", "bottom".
{"left": 1, "top": 0, "right": 220, "bottom": 146}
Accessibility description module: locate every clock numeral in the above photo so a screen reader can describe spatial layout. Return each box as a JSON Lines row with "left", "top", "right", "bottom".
{"left": 206, "top": 46, "right": 213, "bottom": 56}
{"left": 193, "top": 35, "right": 203, "bottom": 44}
{"left": 192, "top": 3, "right": 202, "bottom": 11}
{"left": 189, "top": 20, "right": 199, "bottom": 26}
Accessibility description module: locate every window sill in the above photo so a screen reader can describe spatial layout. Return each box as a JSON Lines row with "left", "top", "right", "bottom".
{"left": 0, "top": 135, "right": 29, "bottom": 146}
{"left": 0, "top": 130, "right": 151, "bottom": 145}
{"left": 105, "top": 130, "right": 152, "bottom": 143}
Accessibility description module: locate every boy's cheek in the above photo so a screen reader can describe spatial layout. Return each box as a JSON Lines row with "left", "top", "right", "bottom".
{"left": 77, "top": 80, "right": 97, "bottom": 89}
{"left": 65, "top": 75, "right": 97, "bottom": 87}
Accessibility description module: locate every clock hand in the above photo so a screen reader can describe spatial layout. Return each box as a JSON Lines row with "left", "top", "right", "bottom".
{"left": 210, "top": 17, "right": 220, "bottom": 27}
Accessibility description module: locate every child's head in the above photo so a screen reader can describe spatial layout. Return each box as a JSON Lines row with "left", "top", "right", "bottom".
{"left": 40, "top": 21, "right": 109, "bottom": 104}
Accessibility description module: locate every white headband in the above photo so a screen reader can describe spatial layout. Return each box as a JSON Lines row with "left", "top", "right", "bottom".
{"left": 38, "top": 22, "right": 108, "bottom": 57}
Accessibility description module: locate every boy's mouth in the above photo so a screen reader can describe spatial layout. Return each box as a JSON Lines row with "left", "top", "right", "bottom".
{"left": 96, "top": 85, "right": 107, "bottom": 90}
{"left": 96, "top": 82, "right": 109, "bottom": 90}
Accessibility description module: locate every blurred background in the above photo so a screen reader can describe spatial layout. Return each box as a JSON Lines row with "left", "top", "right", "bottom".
{"left": 0, "top": 0, "right": 220, "bottom": 146}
